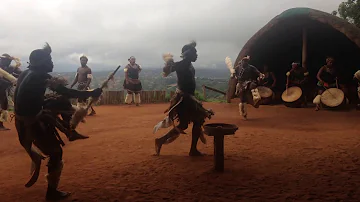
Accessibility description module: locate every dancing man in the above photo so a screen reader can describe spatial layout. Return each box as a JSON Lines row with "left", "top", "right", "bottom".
{"left": 0, "top": 53, "right": 22, "bottom": 77}
{"left": 235, "top": 56, "right": 264, "bottom": 120}
{"left": 0, "top": 54, "right": 21, "bottom": 130}
{"left": 14, "top": 43, "right": 102, "bottom": 200}
{"left": 154, "top": 41, "right": 214, "bottom": 156}
{"left": 70, "top": 55, "right": 96, "bottom": 115}
{"left": 123, "top": 56, "right": 142, "bottom": 106}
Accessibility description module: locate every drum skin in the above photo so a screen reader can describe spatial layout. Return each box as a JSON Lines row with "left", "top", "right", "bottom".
{"left": 258, "top": 86, "right": 274, "bottom": 105}
{"left": 282, "top": 86, "right": 303, "bottom": 108}
{"left": 321, "top": 88, "right": 346, "bottom": 109}
{"left": 321, "top": 88, "right": 344, "bottom": 108}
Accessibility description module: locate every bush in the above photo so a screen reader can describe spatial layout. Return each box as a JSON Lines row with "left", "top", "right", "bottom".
{"left": 194, "top": 90, "right": 206, "bottom": 102}
{"left": 165, "top": 92, "right": 172, "bottom": 102}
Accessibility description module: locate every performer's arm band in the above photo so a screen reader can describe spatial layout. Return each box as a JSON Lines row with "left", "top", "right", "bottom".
{"left": 286, "top": 72, "right": 290, "bottom": 76}
{"left": 87, "top": 74, "right": 93, "bottom": 79}
{"left": 304, "top": 72, "right": 309, "bottom": 76}
{"left": 124, "top": 68, "right": 128, "bottom": 73}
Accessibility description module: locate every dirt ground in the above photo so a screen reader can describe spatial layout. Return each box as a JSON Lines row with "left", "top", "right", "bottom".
{"left": 1, "top": 101, "right": 360, "bottom": 202}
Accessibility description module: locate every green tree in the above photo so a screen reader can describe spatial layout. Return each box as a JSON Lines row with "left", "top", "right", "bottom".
{"left": 333, "top": 0, "right": 360, "bottom": 28}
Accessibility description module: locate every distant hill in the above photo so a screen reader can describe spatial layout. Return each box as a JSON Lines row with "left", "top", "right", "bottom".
{"left": 53, "top": 67, "right": 230, "bottom": 99}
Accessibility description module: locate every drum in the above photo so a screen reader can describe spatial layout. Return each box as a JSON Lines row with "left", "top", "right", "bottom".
{"left": 320, "top": 88, "right": 345, "bottom": 109}
{"left": 282, "top": 86, "right": 303, "bottom": 108}
{"left": 257, "top": 86, "right": 274, "bottom": 105}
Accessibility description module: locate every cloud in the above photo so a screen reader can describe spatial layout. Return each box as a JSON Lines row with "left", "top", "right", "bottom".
{"left": 0, "top": 0, "right": 343, "bottom": 71}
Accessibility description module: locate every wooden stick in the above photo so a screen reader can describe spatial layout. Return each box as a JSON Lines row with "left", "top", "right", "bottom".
{"left": 86, "top": 65, "right": 121, "bottom": 110}
{"left": 286, "top": 77, "right": 289, "bottom": 96}
{"left": 336, "top": 78, "right": 339, "bottom": 89}
{"left": 203, "top": 85, "right": 226, "bottom": 95}
{"left": 323, "top": 85, "right": 337, "bottom": 100}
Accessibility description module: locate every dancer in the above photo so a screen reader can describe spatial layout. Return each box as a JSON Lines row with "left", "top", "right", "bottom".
{"left": 154, "top": 41, "right": 214, "bottom": 156}
{"left": 0, "top": 53, "right": 22, "bottom": 77}
{"left": 0, "top": 54, "right": 21, "bottom": 130}
{"left": 123, "top": 56, "right": 142, "bottom": 106}
{"left": 14, "top": 43, "right": 102, "bottom": 200}
{"left": 70, "top": 55, "right": 96, "bottom": 115}
{"left": 235, "top": 56, "right": 264, "bottom": 119}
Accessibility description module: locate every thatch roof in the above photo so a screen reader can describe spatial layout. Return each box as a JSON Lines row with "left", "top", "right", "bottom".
{"left": 227, "top": 7, "right": 360, "bottom": 102}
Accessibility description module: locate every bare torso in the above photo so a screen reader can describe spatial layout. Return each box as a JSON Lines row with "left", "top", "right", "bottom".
{"left": 77, "top": 66, "right": 92, "bottom": 83}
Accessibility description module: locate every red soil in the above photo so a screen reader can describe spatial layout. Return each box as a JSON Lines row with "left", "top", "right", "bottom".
{"left": 1, "top": 101, "right": 360, "bottom": 202}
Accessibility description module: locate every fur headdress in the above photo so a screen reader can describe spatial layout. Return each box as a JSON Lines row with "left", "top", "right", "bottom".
{"left": 128, "top": 56, "right": 136, "bottom": 61}
{"left": 181, "top": 40, "right": 197, "bottom": 58}
{"left": 29, "top": 42, "right": 52, "bottom": 68}
{"left": 0, "top": 53, "right": 11, "bottom": 60}
{"left": 80, "top": 55, "right": 88, "bottom": 61}
{"left": 43, "top": 42, "right": 52, "bottom": 55}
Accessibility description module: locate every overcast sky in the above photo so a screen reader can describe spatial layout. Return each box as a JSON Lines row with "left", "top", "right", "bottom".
{"left": 0, "top": 0, "right": 343, "bottom": 72}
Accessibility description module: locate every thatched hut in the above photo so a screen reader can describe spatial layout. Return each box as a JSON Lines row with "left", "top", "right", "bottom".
{"left": 226, "top": 7, "right": 360, "bottom": 103}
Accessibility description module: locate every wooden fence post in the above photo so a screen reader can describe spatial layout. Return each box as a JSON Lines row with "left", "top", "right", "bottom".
{"left": 202, "top": 85, "right": 206, "bottom": 100}
{"left": 98, "top": 90, "right": 172, "bottom": 105}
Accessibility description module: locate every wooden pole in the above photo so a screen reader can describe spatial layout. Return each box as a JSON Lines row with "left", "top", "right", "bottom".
{"left": 202, "top": 85, "right": 206, "bottom": 100}
{"left": 302, "top": 27, "right": 307, "bottom": 70}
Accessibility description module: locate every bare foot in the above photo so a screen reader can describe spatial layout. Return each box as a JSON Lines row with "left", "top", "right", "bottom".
{"left": 69, "top": 131, "right": 89, "bottom": 141}
{"left": 189, "top": 150, "right": 204, "bottom": 157}
{"left": 242, "top": 114, "right": 247, "bottom": 120}
{"left": 88, "top": 110, "right": 96, "bottom": 116}
{"left": 0, "top": 127, "right": 10, "bottom": 131}
{"left": 46, "top": 189, "right": 71, "bottom": 201}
